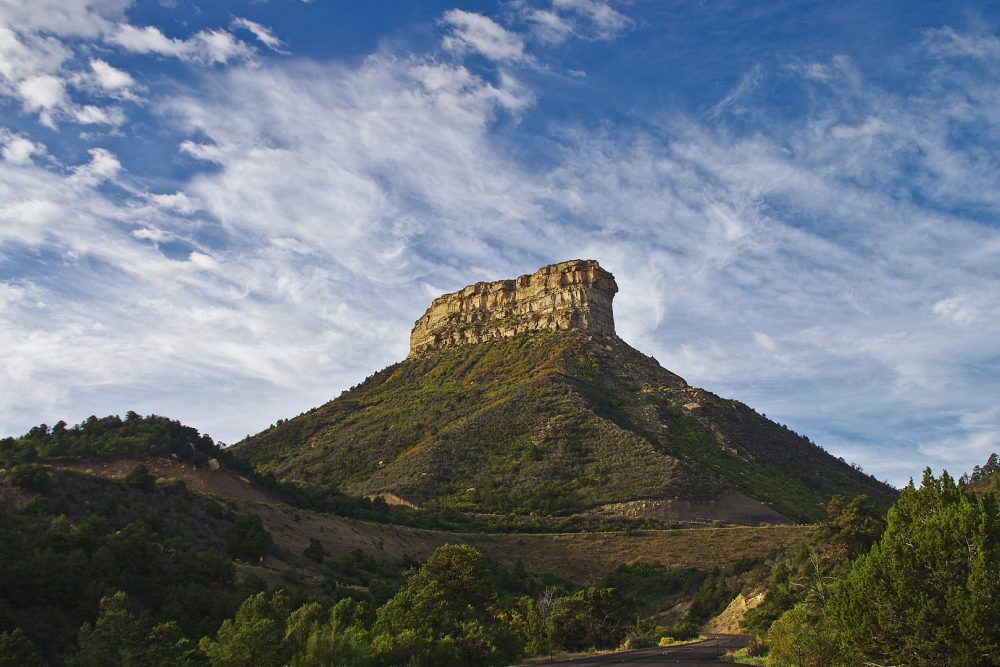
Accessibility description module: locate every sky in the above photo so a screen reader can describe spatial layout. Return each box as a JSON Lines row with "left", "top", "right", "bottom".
{"left": 1, "top": 0, "right": 998, "bottom": 488}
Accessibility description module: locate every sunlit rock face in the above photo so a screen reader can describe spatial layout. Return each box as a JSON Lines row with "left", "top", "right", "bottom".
{"left": 409, "top": 259, "right": 618, "bottom": 356}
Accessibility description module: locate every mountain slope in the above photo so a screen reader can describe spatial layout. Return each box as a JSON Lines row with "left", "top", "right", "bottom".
{"left": 233, "top": 332, "right": 895, "bottom": 522}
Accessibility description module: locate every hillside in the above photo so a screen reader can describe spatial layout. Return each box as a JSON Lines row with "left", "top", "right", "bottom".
{"left": 1, "top": 449, "right": 811, "bottom": 663}
{"left": 42, "top": 456, "right": 810, "bottom": 584}
{"left": 234, "top": 331, "right": 895, "bottom": 522}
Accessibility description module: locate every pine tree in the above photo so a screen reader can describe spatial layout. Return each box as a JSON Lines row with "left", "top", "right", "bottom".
{"left": 826, "top": 470, "right": 1000, "bottom": 666}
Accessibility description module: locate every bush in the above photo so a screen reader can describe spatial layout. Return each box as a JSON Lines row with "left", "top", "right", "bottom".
{"left": 8, "top": 464, "right": 50, "bottom": 492}
{"left": 125, "top": 464, "right": 155, "bottom": 491}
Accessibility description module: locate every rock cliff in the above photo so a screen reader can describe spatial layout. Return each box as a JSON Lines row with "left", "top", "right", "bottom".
{"left": 409, "top": 259, "right": 618, "bottom": 356}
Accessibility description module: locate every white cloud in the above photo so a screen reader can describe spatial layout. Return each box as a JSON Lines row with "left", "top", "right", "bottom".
{"left": 0, "top": 1, "right": 133, "bottom": 125}
{"left": 232, "top": 18, "right": 286, "bottom": 53}
{"left": 0, "top": 0, "right": 128, "bottom": 38}
{"left": 17, "top": 74, "right": 67, "bottom": 111}
{"left": 187, "top": 29, "right": 256, "bottom": 65}
{"left": 147, "top": 191, "right": 198, "bottom": 214}
{"left": 109, "top": 24, "right": 187, "bottom": 57}
{"left": 925, "top": 27, "right": 1000, "bottom": 61}
{"left": 71, "top": 147, "right": 122, "bottom": 184}
{"left": 0, "top": 11, "right": 997, "bottom": 490}
{"left": 110, "top": 25, "right": 255, "bottom": 64}
{"left": 526, "top": 9, "right": 574, "bottom": 44}
{"left": 179, "top": 140, "right": 226, "bottom": 163}
{"left": 89, "top": 58, "right": 135, "bottom": 90}
{"left": 0, "top": 131, "right": 45, "bottom": 164}
{"left": 0, "top": 27, "right": 71, "bottom": 84}
{"left": 919, "top": 408, "right": 1000, "bottom": 469}
{"left": 830, "top": 115, "right": 891, "bottom": 140}
{"left": 710, "top": 63, "right": 763, "bottom": 119}
{"left": 186, "top": 250, "right": 218, "bottom": 271}
{"left": 932, "top": 291, "right": 1000, "bottom": 328}
{"left": 132, "top": 226, "right": 170, "bottom": 242}
{"left": 551, "top": 0, "right": 631, "bottom": 38}
{"left": 73, "top": 104, "right": 124, "bottom": 125}
{"left": 442, "top": 10, "right": 526, "bottom": 63}
{"left": 0, "top": 197, "right": 62, "bottom": 244}
{"left": 0, "top": 0, "right": 281, "bottom": 129}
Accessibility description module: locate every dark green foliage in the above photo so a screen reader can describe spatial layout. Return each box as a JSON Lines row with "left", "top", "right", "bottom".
{"left": 765, "top": 603, "right": 839, "bottom": 667}
{"left": 199, "top": 545, "right": 530, "bottom": 667}
{"left": 224, "top": 513, "right": 273, "bottom": 562}
{"left": 0, "top": 468, "right": 271, "bottom": 661}
{"left": 74, "top": 592, "right": 200, "bottom": 666}
{"left": 812, "top": 494, "right": 885, "bottom": 562}
{"left": 8, "top": 463, "right": 50, "bottom": 492}
{"left": 261, "top": 476, "right": 689, "bottom": 532}
{"left": 743, "top": 559, "right": 801, "bottom": 647}
{"left": 325, "top": 549, "right": 409, "bottom": 600}
{"left": 967, "top": 452, "right": 1000, "bottom": 497}
{"left": 141, "top": 621, "right": 201, "bottom": 667}
{"left": 124, "top": 463, "right": 155, "bottom": 491}
{"left": 969, "top": 452, "right": 1000, "bottom": 484}
{"left": 199, "top": 591, "right": 294, "bottom": 667}
{"left": 303, "top": 537, "right": 326, "bottom": 563}
{"left": 234, "top": 332, "right": 895, "bottom": 521}
{"left": 749, "top": 471, "right": 1000, "bottom": 666}
{"left": 826, "top": 470, "right": 1000, "bottom": 666}
{"left": 76, "top": 592, "right": 146, "bottom": 666}
{"left": 744, "top": 494, "right": 885, "bottom": 650}
{"left": 372, "top": 544, "right": 522, "bottom": 666}
{"left": 598, "top": 563, "right": 700, "bottom": 615}
{"left": 0, "top": 413, "right": 222, "bottom": 465}
{"left": 548, "top": 587, "right": 629, "bottom": 650}
{"left": 0, "top": 628, "right": 44, "bottom": 667}
{"left": 684, "top": 570, "right": 735, "bottom": 626}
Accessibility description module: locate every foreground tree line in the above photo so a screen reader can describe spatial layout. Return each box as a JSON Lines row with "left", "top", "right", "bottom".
{"left": 0, "top": 456, "right": 745, "bottom": 666}
{"left": 0, "top": 543, "right": 646, "bottom": 666}
{"left": 742, "top": 463, "right": 1000, "bottom": 666}
{"left": 2, "top": 424, "right": 996, "bottom": 666}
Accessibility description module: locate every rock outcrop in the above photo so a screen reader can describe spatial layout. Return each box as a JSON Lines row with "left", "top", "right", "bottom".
{"left": 409, "top": 259, "right": 618, "bottom": 356}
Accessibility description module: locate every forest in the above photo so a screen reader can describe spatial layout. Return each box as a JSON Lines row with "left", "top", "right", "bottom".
{"left": 0, "top": 415, "right": 997, "bottom": 665}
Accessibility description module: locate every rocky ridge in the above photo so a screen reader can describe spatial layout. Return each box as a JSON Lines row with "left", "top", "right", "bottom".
{"left": 409, "top": 259, "right": 617, "bottom": 356}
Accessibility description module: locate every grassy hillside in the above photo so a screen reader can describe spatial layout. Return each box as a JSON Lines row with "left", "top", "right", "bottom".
{"left": 0, "top": 464, "right": 275, "bottom": 660}
{"left": 234, "top": 332, "right": 896, "bottom": 521}
{"left": 1, "top": 455, "right": 811, "bottom": 663}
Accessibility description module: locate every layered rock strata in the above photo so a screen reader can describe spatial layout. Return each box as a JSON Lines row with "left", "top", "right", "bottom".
{"left": 409, "top": 259, "right": 617, "bottom": 356}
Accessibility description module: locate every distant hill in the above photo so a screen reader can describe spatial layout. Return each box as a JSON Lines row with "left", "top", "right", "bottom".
{"left": 0, "top": 412, "right": 224, "bottom": 465}
{"left": 233, "top": 260, "right": 896, "bottom": 523}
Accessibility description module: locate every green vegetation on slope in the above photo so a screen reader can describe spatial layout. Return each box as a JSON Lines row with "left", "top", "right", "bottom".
{"left": 0, "top": 462, "right": 763, "bottom": 667}
{"left": 0, "top": 413, "right": 226, "bottom": 466}
{"left": 0, "top": 465, "right": 273, "bottom": 662}
{"left": 234, "top": 332, "right": 895, "bottom": 521}
{"left": 741, "top": 456, "right": 1000, "bottom": 666}
{"left": 0, "top": 409, "right": 813, "bottom": 665}
{"left": 235, "top": 333, "right": 688, "bottom": 515}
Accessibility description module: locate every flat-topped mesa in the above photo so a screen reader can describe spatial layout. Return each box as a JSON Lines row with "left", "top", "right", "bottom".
{"left": 409, "top": 259, "right": 618, "bottom": 356}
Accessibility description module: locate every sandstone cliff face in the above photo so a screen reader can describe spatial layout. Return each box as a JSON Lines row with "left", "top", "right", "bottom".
{"left": 409, "top": 259, "right": 618, "bottom": 356}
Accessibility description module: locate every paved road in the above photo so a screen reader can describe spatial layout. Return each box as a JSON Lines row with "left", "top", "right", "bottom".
{"left": 527, "top": 634, "right": 750, "bottom": 666}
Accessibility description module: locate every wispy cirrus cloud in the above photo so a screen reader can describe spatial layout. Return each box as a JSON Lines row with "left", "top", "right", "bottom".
{"left": 441, "top": 10, "right": 527, "bottom": 63}
{"left": 0, "top": 3, "right": 997, "bottom": 488}
{"left": 520, "top": 0, "right": 631, "bottom": 44}
{"left": 0, "top": 0, "right": 277, "bottom": 127}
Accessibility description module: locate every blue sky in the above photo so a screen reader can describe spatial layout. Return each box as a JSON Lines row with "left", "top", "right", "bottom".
{"left": 1, "top": 0, "right": 998, "bottom": 487}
